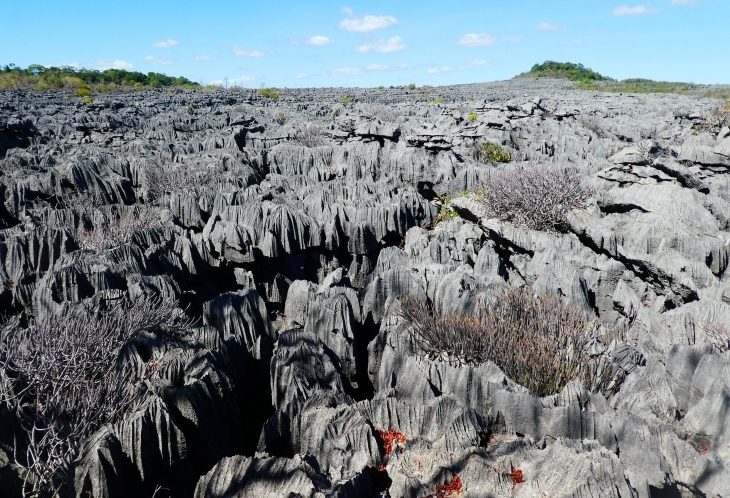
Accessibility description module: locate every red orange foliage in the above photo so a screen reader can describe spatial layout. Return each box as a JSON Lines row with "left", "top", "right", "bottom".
{"left": 422, "top": 474, "right": 463, "bottom": 498}
{"left": 376, "top": 429, "right": 406, "bottom": 455}
{"left": 509, "top": 468, "right": 525, "bottom": 488}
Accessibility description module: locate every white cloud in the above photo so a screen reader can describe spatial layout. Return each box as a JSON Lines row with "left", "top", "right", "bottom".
{"left": 340, "top": 13, "right": 397, "bottom": 32}
{"left": 88, "top": 59, "right": 134, "bottom": 70}
{"left": 232, "top": 47, "right": 264, "bottom": 57}
{"left": 669, "top": 0, "right": 695, "bottom": 4}
{"left": 195, "top": 55, "right": 215, "bottom": 62}
{"left": 560, "top": 39, "right": 585, "bottom": 45}
{"left": 364, "top": 63, "right": 409, "bottom": 71}
{"left": 306, "top": 35, "right": 334, "bottom": 46}
{"left": 331, "top": 67, "right": 363, "bottom": 76}
{"left": 355, "top": 36, "right": 405, "bottom": 53}
{"left": 145, "top": 55, "right": 172, "bottom": 65}
{"left": 613, "top": 5, "right": 657, "bottom": 15}
{"left": 341, "top": 6, "right": 354, "bottom": 16}
{"left": 469, "top": 59, "right": 488, "bottom": 66}
{"left": 428, "top": 66, "right": 454, "bottom": 74}
{"left": 536, "top": 22, "right": 567, "bottom": 31}
{"left": 296, "top": 73, "right": 308, "bottom": 79}
{"left": 152, "top": 39, "right": 179, "bottom": 48}
{"left": 456, "top": 33, "right": 496, "bottom": 47}
{"left": 502, "top": 36, "right": 525, "bottom": 42}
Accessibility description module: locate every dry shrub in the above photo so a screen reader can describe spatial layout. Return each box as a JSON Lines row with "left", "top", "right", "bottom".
{"left": 80, "top": 207, "right": 160, "bottom": 252}
{"left": 702, "top": 321, "right": 730, "bottom": 352}
{"left": 367, "top": 105, "right": 403, "bottom": 123}
{"left": 480, "top": 165, "right": 592, "bottom": 233}
{"left": 398, "top": 288, "right": 623, "bottom": 397}
{"left": 0, "top": 295, "right": 193, "bottom": 495}
{"left": 579, "top": 115, "right": 608, "bottom": 139}
{"left": 292, "top": 125, "right": 326, "bottom": 148}
{"left": 695, "top": 101, "right": 730, "bottom": 135}
{"left": 144, "top": 164, "right": 220, "bottom": 202}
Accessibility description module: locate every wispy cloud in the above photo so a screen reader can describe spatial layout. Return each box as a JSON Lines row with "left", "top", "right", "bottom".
{"left": 456, "top": 33, "right": 496, "bottom": 47}
{"left": 502, "top": 36, "right": 525, "bottom": 42}
{"left": 469, "top": 59, "right": 488, "bottom": 66}
{"left": 355, "top": 36, "right": 405, "bottom": 53}
{"left": 331, "top": 67, "right": 363, "bottom": 76}
{"left": 669, "top": 0, "right": 696, "bottom": 4}
{"left": 613, "top": 5, "right": 659, "bottom": 15}
{"left": 560, "top": 39, "right": 584, "bottom": 45}
{"left": 428, "top": 66, "right": 454, "bottom": 74}
{"left": 340, "top": 12, "right": 397, "bottom": 32}
{"left": 536, "top": 22, "right": 567, "bottom": 31}
{"left": 88, "top": 59, "right": 134, "bottom": 70}
{"left": 306, "top": 35, "right": 333, "bottom": 46}
{"left": 364, "top": 63, "right": 409, "bottom": 71}
{"left": 232, "top": 47, "right": 264, "bottom": 57}
{"left": 152, "top": 39, "right": 179, "bottom": 48}
{"left": 194, "top": 55, "right": 215, "bottom": 62}
{"left": 295, "top": 73, "right": 308, "bottom": 79}
{"left": 145, "top": 55, "right": 172, "bottom": 65}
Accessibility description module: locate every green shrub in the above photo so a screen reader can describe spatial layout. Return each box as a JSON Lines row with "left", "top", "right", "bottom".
{"left": 407, "top": 83, "right": 416, "bottom": 90}
{"left": 467, "top": 113, "right": 478, "bottom": 122}
{"left": 436, "top": 196, "right": 460, "bottom": 222}
{"left": 75, "top": 86, "right": 92, "bottom": 97}
{"left": 258, "top": 88, "right": 280, "bottom": 100}
{"left": 522, "top": 61, "right": 608, "bottom": 83}
{"left": 480, "top": 165, "right": 592, "bottom": 233}
{"left": 398, "top": 288, "right": 623, "bottom": 396}
{"left": 339, "top": 95, "right": 353, "bottom": 106}
{"left": 80, "top": 96, "right": 93, "bottom": 105}
{"left": 478, "top": 142, "right": 510, "bottom": 163}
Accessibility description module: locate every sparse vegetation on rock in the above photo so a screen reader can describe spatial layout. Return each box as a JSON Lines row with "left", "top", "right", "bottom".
{"left": 398, "top": 289, "right": 622, "bottom": 396}
{"left": 480, "top": 165, "right": 592, "bottom": 233}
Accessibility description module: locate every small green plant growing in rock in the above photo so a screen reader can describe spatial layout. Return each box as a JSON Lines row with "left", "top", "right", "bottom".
{"left": 80, "top": 96, "right": 93, "bottom": 105}
{"left": 479, "top": 142, "right": 511, "bottom": 163}
{"left": 407, "top": 83, "right": 417, "bottom": 90}
{"left": 467, "top": 113, "right": 478, "bottom": 121}
{"left": 258, "top": 87, "right": 280, "bottom": 100}
{"left": 74, "top": 86, "right": 91, "bottom": 97}
{"left": 426, "top": 98, "right": 444, "bottom": 105}
{"left": 276, "top": 112, "right": 286, "bottom": 125}
{"left": 436, "top": 196, "right": 461, "bottom": 222}
{"left": 339, "top": 95, "right": 353, "bottom": 106}
{"left": 398, "top": 288, "right": 624, "bottom": 397}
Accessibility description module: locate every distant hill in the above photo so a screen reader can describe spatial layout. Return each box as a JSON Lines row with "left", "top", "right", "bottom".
{"left": 518, "top": 60, "right": 728, "bottom": 97}
{"left": 519, "top": 61, "right": 609, "bottom": 83}
{"left": 0, "top": 64, "right": 199, "bottom": 94}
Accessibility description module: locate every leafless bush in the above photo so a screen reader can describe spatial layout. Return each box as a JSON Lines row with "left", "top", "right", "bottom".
{"left": 144, "top": 164, "right": 219, "bottom": 202}
{"left": 292, "top": 125, "right": 327, "bottom": 148}
{"left": 367, "top": 105, "right": 404, "bottom": 123}
{"left": 701, "top": 321, "right": 730, "bottom": 352}
{"left": 0, "top": 295, "right": 194, "bottom": 496}
{"left": 79, "top": 207, "right": 160, "bottom": 252}
{"left": 579, "top": 116, "right": 608, "bottom": 139}
{"left": 398, "top": 288, "right": 623, "bottom": 397}
{"left": 56, "top": 190, "right": 103, "bottom": 210}
{"left": 694, "top": 101, "right": 730, "bottom": 135}
{"left": 480, "top": 165, "right": 593, "bottom": 233}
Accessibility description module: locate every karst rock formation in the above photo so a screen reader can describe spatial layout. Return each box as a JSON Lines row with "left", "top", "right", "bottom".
{"left": 1, "top": 79, "right": 730, "bottom": 497}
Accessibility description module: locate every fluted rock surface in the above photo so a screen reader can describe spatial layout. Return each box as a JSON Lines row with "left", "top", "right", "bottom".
{"left": 1, "top": 79, "right": 730, "bottom": 497}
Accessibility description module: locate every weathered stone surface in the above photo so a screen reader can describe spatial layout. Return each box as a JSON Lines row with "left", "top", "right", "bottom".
{"left": 3, "top": 80, "right": 730, "bottom": 497}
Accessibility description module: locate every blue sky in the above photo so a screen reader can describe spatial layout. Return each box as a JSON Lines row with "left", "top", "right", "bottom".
{"left": 1, "top": 0, "right": 727, "bottom": 87}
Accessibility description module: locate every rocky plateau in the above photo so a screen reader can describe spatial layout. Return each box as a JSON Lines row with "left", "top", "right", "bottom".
{"left": 1, "top": 78, "right": 730, "bottom": 497}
